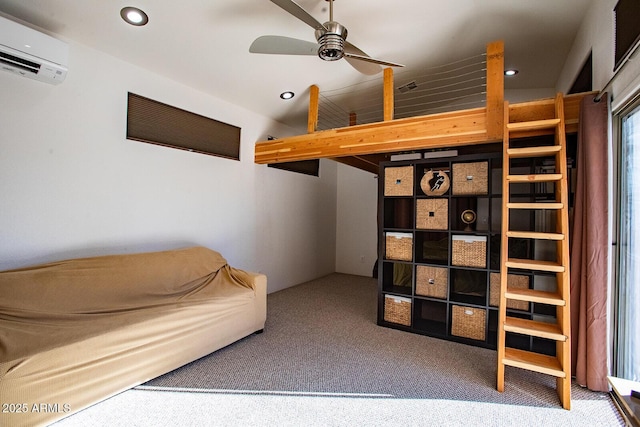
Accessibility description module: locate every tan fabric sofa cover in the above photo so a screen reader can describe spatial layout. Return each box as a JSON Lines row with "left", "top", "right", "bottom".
{"left": 0, "top": 246, "right": 267, "bottom": 427}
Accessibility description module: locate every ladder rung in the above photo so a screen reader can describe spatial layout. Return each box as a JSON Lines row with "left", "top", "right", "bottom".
{"left": 503, "top": 348, "right": 566, "bottom": 378}
{"left": 507, "top": 174, "right": 562, "bottom": 183}
{"left": 507, "top": 146, "right": 562, "bottom": 158}
{"left": 507, "top": 202, "right": 564, "bottom": 210}
{"left": 506, "top": 230, "right": 565, "bottom": 240}
{"left": 503, "top": 317, "right": 567, "bottom": 341}
{"left": 505, "top": 288, "right": 565, "bottom": 306}
{"left": 506, "top": 258, "right": 565, "bottom": 272}
{"left": 507, "top": 118, "right": 561, "bottom": 132}
{"left": 499, "top": 95, "right": 571, "bottom": 408}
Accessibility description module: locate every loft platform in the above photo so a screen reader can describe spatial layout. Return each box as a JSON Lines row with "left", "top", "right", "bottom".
{"left": 254, "top": 40, "right": 595, "bottom": 174}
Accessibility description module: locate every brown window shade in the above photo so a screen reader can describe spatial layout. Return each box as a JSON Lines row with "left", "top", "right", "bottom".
{"left": 127, "top": 92, "right": 240, "bottom": 160}
{"left": 268, "top": 160, "right": 320, "bottom": 176}
{"left": 614, "top": 0, "right": 640, "bottom": 71}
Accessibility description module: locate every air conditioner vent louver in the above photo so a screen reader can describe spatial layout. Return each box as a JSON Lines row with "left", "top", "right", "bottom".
{"left": 0, "top": 51, "right": 40, "bottom": 74}
{"left": 398, "top": 81, "right": 418, "bottom": 94}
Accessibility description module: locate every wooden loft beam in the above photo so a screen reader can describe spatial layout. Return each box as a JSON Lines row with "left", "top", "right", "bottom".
{"left": 486, "top": 40, "right": 505, "bottom": 140}
{"left": 256, "top": 107, "right": 490, "bottom": 163}
{"left": 383, "top": 68, "right": 394, "bottom": 121}
{"left": 308, "top": 84, "right": 319, "bottom": 133}
{"left": 255, "top": 93, "right": 592, "bottom": 165}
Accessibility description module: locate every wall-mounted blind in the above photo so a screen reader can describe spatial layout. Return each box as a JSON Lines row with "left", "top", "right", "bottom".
{"left": 614, "top": 0, "right": 640, "bottom": 72}
{"left": 127, "top": 92, "right": 240, "bottom": 160}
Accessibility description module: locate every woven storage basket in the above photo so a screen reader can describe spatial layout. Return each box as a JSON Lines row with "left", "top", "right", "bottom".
{"left": 452, "top": 162, "right": 488, "bottom": 195}
{"left": 416, "top": 265, "right": 448, "bottom": 299}
{"left": 451, "top": 235, "right": 487, "bottom": 268}
{"left": 384, "top": 295, "right": 411, "bottom": 326}
{"left": 451, "top": 305, "right": 486, "bottom": 341}
{"left": 416, "top": 198, "right": 448, "bottom": 230}
{"left": 385, "top": 232, "right": 413, "bottom": 261}
{"left": 489, "top": 272, "right": 530, "bottom": 310}
{"left": 384, "top": 166, "right": 414, "bottom": 196}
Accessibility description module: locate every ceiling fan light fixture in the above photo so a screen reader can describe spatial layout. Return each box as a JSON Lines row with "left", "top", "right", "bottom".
{"left": 252, "top": 0, "right": 401, "bottom": 72}
{"left": 315, "top": 21, "right": 347, "bottom": 61}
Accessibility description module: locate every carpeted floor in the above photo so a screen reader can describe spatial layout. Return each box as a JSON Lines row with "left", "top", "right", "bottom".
{"left": 55, "top": 273, "right": 623, "bottom": 426}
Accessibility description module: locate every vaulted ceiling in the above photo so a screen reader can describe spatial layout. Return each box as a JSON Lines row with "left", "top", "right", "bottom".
{"left": 0, "top": 0, "right": 594, "bottom": 138}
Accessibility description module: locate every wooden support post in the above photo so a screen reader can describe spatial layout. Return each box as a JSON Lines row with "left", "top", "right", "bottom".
{"left": 486, "top": 40, "right": 504, "bottom": 140}
{"left": 308, "top": 84, "right": 319, "bottom": 133}
{"left": 383, "top": 68, "right": 394, "bottom": 121}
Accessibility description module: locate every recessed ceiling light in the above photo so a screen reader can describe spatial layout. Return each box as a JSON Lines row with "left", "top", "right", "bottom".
{"left": 120, "top": 7, "right": 149, "bottom": 26}
{"left": 505, "top": 69, "right": 519, "bottom": 76}
{"left": 280, "top": 91, "right": 295, "bottom": 100}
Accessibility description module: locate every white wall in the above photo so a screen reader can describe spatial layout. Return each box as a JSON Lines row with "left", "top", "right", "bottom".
{"left": 0, "top": 38, "right": 337, "bottom": 293}
{"left": 557, "top": 0, "right": 640, "bottom": 109}
{"left": 335, "top": 163, "right": 378, "bottom": 277}
{"left": 6, "top": 8, "right": 605, "bottom": 289}
{"left": 557, "top": 0, "right": 615, "bottom": 94}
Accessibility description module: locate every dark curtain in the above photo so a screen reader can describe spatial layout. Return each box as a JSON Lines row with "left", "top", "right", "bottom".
{"left": 570, "top": 93, "right": 610, "bottom": 392}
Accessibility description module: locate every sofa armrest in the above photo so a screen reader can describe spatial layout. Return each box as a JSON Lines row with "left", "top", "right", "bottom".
{"left": 247, "top": 272, "right": 267, "bottom": 332}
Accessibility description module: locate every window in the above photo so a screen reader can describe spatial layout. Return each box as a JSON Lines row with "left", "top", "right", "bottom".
{"left": 615, "top": 96, "right": 640, "bottom": 381}
{"left": 614, "top": 0, "right": 640, "bottom": 72}
{"left": 127, "top": 93, "right": 241, "bottom": 160}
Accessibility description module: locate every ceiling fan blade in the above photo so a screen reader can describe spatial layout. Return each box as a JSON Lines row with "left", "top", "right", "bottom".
{"left": 344, "top": 41, "right": 371, "bottom": 58}
{"left": 250, "top": 35, "right": 319, "bottom": 55}
{"left": 270, "top": 0, "right": 326, "bottom": 31}
{"left": 341, "top": 41, "right": 379, "bottom": 74}
{"left": 343, "top": 57, "right": 382, "bottom": 75}
{"left": 343, "top": 52, "right": 405, "bottom": 68}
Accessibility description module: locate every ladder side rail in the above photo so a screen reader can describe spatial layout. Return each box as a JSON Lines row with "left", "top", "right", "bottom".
{"left": 554, "top": 92, "right": 572, "bottom": 409}
{"left": 497, "top": 100, "right": 511, "bottom": 392}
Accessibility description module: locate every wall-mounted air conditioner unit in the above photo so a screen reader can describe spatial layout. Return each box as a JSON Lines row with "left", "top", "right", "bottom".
{"left": 0, "top": 15, "right": 68, "bottom": 85}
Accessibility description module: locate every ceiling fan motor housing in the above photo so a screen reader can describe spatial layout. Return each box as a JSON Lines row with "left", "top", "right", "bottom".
{"left": 315, "top": 21, "right": 347, "bottom": 61}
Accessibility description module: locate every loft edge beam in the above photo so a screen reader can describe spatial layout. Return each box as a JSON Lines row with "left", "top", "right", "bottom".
{"left": 255, "top": 107, "right": 490, "bottom": 164}
{"left": 255, "top": 93, "right": 591, "bottom": 165}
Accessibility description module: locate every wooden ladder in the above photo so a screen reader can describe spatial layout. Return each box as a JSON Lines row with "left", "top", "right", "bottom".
{"left": 496, "top": 93, "right": 572, "bottom": 409}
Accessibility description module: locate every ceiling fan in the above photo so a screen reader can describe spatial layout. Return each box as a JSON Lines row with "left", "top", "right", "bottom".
{"left": 250, "top": 0, "right": 404, "bottom": 75}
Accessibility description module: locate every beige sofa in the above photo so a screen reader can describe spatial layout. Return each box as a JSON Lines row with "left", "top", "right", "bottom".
{"left": 0, "top": 246, "right": 267, "bottom": 427}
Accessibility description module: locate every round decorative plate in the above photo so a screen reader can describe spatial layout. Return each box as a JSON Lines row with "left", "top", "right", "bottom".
{"left": 421, "top": 170, "right": 450, "bottom": 196}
